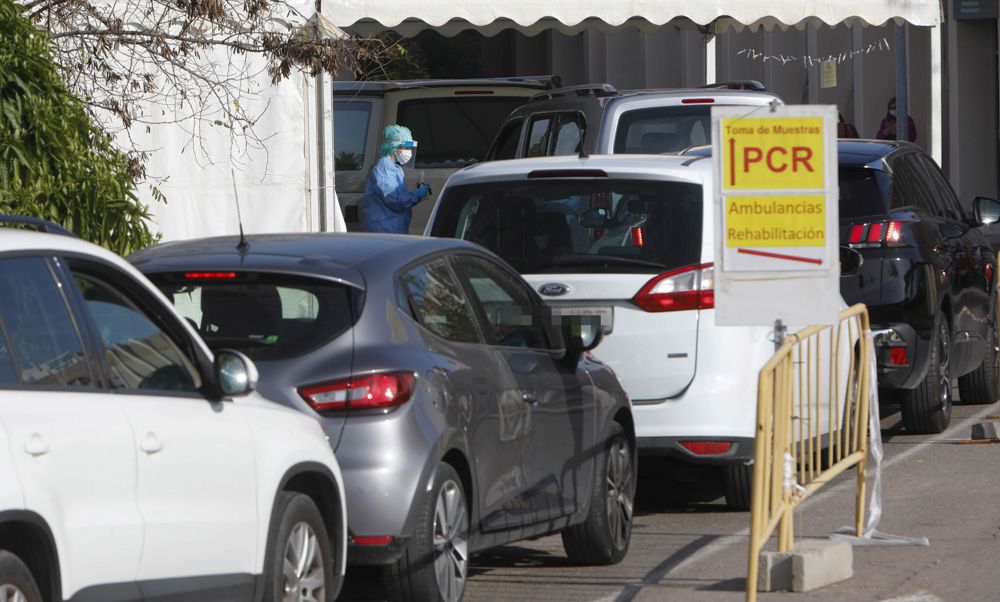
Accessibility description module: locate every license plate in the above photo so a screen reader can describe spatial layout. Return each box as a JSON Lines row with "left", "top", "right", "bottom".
{"left": 548, "top": 305, "right": 614, "bottom": 334}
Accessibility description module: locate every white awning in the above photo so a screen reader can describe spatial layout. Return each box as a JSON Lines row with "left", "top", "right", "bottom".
{"left": 328, "top": 1, "right": 941, "bottom": 37}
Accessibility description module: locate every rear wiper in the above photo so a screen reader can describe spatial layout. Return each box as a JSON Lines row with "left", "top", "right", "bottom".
{"left": 546, "top": 254, "right": 666, "bottom": 269}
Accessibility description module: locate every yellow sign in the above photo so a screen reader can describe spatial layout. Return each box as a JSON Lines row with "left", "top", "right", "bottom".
{"left": 725, "top": 196, "right": 826, "bottom": 248}
{"left": 721, "top": 117, "right": 824, "bottom": 191}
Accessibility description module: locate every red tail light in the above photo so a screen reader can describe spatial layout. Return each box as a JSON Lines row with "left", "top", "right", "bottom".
{"left": 632, "top": 263, "right": 714, "bottom": 313}
{"left": 352, "top": 535, "right": 395, "bottom": 546}
{"left": 298, "top": 372, "right": 415, "bottom": 413}
{"left": 680, "top": 441, "right": 733, "bottom": 455}
{"left": 630, "top": 226, "right": 645, "bottom": 247}
{"left": 847, "top": 220, "right": 904, "bottom": 247}
{"left": 184, "top": 271, "right": 237, "bottom": 279}
{"left": 681, "top": 98, "right": 715, "bottom": 104}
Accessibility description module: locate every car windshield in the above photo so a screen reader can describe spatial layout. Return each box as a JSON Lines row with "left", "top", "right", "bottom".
{"left": 839, "top": 167, "right": 892, "bottom": 219}
{"left": 148, "top": 273, "right": 354, "bottom": 361}
{"left": 430, "top": 180, "right": 703, "bottom": 274}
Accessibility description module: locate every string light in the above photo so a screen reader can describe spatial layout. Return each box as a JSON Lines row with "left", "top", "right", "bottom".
{"left": 737, "top": 37, "right": 891, "bottom": 67}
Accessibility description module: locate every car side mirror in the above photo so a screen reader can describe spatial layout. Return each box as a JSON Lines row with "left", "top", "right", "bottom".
{"left": 973, "top": 196, "right": 1000, "bottom": 226}
{"left": 214, "top": 349, "right": 258, "bottom": 398}
{"left": 561, "top": 314, "right": 604, "bottom": 354}
{"left": 580, "top": 207, "right": 609, "bottom": 228}
{"left": 839, "top": 246, "right": 863, "bottom": 276}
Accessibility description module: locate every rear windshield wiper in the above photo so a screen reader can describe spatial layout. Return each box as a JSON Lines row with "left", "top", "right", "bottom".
{"left": 545, "top": 254, "right": 666, "bottom": 269}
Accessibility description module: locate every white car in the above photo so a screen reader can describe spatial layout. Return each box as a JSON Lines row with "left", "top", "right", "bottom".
{"left": 426, "top": 154, "right": 843, "bottom": 510}
{"left": 0, "top": 218, "right": 347, "bottom": 601}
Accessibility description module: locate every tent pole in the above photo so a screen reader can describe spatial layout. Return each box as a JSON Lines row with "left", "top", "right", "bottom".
{"left": 930, "top": 22, "right": 942, "bottom": 163}
{"left": 895, "top": 23, "right": 910, "bottom": 142}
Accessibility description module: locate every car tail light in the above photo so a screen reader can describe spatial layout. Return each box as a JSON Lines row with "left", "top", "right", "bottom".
{"left": 681, "top": 98, "right": 715, "bottom": 104}
{"left": 847, "top": 220, "right": 904, "bottom": 247}
{"left": 632, "top": 263, "right": 714, "bottom": 313}
{"left": 680, "top": 441, "right": 733, "bottom": 455}
{"left": 298, "top": 372, "right": 415, "bottom": 413}
{"left": 630, "top": 226, "right": 645, "bottom": 247}
{"left": 889, "top": 347, "right": 907, "bottom": 366}
{"left": 352, "top": 535, "right": 395, "bottom": 546}
{"left": 184, "top": 271, "right": 237, "bottom": 279}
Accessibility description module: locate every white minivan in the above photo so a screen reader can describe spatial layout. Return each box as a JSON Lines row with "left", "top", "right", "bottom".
{"left": 425, "top": 154, "right": 848, "bottom": 510}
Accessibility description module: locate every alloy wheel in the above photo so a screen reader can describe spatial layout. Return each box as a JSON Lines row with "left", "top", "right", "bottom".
{"left": 433, "top": 479, "right": 469, "bottom": 602}
{"left": 605, "top": 438, "right": 635, "bottom": 551}
{"left": 0, "top": 585, "right": 27, "bottom": 602}
{"left": 282, "top": 521, "right": 326, "bottom": 602}
{"left": 938, "top": 320, "right": 952, "bottom": 421}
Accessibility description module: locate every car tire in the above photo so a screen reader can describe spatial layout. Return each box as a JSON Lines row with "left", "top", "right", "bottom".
{"left": 0, "top": 550, "right": 43, "bottom": 602}
{"left": 262, "top": 491, "right": 335, "bottom": 602}
{"left": 722, "top": 462, "right": 753, "bottom": 511}
{"left": 958, "top": 300, "right": 998, "bottom": 404}
{"left": 901, "top": 314, "right": 952, "bottom": 434}
{"left": 383, "top": 463, "right": 469, "bottom": 602}
{"left": 561, "top": 422, "right": 635, "bottom": 565}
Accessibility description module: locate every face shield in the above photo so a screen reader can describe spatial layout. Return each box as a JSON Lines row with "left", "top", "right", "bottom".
{"left": 395, "top": 139, "right": 418, "bottom": 172}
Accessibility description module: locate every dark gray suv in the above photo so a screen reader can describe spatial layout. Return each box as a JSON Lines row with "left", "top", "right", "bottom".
{"left": 130, "top": 233, "right": 635, "bottom": 602}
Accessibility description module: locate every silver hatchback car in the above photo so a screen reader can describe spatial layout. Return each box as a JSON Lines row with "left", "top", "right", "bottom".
{"left": 130, "top": 233, "right": 635, "bottom": 602}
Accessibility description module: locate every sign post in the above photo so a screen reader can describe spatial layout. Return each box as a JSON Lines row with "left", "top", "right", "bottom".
{"left": 711, "top": 104, "right": 839, "bottom": 328}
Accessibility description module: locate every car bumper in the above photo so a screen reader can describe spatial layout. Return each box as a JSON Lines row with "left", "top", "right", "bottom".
{"left": 638, "top": 436, "right": 755, "bottom": 465}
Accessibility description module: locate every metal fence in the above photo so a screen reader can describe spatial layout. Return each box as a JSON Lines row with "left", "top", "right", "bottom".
{"left": 746, "top": 304, "right": 873, "bottom": 601}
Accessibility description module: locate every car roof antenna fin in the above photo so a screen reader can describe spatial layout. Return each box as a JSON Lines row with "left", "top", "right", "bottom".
{"left": 231, "top": 168, "right": 250, "bottom": 253}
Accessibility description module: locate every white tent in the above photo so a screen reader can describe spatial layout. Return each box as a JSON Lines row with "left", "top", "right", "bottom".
{"left": 327, "top": 1, "right": 940, "bottom": 36}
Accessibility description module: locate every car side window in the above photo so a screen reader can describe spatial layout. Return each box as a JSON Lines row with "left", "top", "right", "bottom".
{"left": 916, "top": 154, "right": 964, "bottom": 221}
{"left": 399, "top": 257, "right": 482, "bottom": 345}
{"left": 333, "top": 100, "right": 372, "bottom": 171}
{"left": 551, "top": 113, "right": 585, "bottom": 156}
{"left": 73, "top": 272, "right": 201, "bottom": 393}
{"left": 490, "top": 120, "right": 523, "bottom": 161}
{"left": 0, "top": 329, "right": 16, "bottom": 386}
{"left": 525, "top": 115, "right": 554, "bottom": 157}
{"left": 0, "top": 257, "right": 93, "bottom": 387}
{"left": 890, "top": 154, "right": 942, "bottom": 216}
{"left": 452, "top": 255, "right": 550, "bottom": 350}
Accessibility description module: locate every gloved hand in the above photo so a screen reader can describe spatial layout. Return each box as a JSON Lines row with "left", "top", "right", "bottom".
{"left": 416, "top": 183, "right": 432, "bottom": 199}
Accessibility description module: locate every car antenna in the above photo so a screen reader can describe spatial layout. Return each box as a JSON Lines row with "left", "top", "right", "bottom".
{"left": 231, "top": 168, "right": 249, "bottom": 253}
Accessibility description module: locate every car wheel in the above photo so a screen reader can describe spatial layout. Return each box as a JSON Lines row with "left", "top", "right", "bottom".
{"left": 901, "top": 314, "right": 952, "bottom": 434}
{"left": 958, "top": 299, "right": 998, "bottom": 404}
{"left": 0, "top": 550, "right": 43, "bottom": 602}
{"left": 262, "top": 491, "right": 334, "bottom": 602}
{"left": 561, "top": 422, "right": 634, "bottom": 565}
{"left": 722, "top": 462, "right": 753, "bottom": 511}
{"left": 383, "top": 463, "right": 469, "bottom": 602}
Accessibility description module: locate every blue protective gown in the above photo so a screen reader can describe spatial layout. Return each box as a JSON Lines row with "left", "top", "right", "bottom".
{"left": 362, "top": 155, "right": 425, "bottom": 233}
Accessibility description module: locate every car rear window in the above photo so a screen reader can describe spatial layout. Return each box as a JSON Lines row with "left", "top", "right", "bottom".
{"left": 430, "top": 180, "right": 703, "bottom": 274}
{"left": 150, "top": 273, "right": 355, "bottom": 361}
{"left": 397, "top": 97, "right": 532, "bottom": 166}
{"left": 839, "top": 167, "right": 891, "bottom": 219}
{"left": 613, "top": 106, "right": 714, "bottom": 154}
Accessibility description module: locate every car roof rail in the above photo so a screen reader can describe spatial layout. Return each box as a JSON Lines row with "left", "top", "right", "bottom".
{"left": 528, "top": 83, "right": 618, "bottom": 102}
{"left": 701, "top": 80, "right": 768, "bottom": 92}
{"left": 0, "top": 214, "right": 77, "bottom": 237}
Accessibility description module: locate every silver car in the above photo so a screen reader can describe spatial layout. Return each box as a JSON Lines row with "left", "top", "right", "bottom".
{"left": 130, "top": 233, "right": 635, "bottom": 602}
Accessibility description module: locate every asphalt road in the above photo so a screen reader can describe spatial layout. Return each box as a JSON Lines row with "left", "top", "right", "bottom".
{"left": 340, "top": 394, "right": 1000, "bottom": 602}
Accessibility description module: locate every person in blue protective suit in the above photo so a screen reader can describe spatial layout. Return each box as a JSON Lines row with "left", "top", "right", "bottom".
{"left": 362, "top": 124, "right": 432, "bottom": 233}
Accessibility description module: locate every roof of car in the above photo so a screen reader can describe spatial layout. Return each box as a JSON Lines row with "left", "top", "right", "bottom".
{"left": 332, "top": 77, "right": 557, "bottom": 95}
{"left": 128, "top": 232, "right": 486, "bottom": 288}
{"left": 837, "top": 139, "right": 914, "bottom": 166}
{"left": 0, "top": 227, "right": 125, "bottom": 264}
{"left": 518, "top": 85, "right": 782, "bottom": 109}
{"left": 445, "top": 153, "right": 712, "bottom": 187}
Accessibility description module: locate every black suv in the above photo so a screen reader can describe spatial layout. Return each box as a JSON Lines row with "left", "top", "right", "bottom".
{"left": 839, "top": 140, "right": 1000, "bottom": 433}
{"left": 484, "top": 81, "right": 782, "bottom": 161}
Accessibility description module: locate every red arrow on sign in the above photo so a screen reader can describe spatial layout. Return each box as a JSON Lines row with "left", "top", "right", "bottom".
{"left": 737, "top": 248, "right": 824, "bottom": 265}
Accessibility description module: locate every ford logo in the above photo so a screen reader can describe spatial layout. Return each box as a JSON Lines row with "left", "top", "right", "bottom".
{"left": 538, "top": 283, "right": 570, "bottom": 296}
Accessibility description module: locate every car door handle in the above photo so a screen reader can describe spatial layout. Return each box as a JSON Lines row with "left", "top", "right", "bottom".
{"left": 24, "top": 433, "right": 49, "bottom": 457}
{"left": 139, "top": 432, "right": 163, "bottom": 454}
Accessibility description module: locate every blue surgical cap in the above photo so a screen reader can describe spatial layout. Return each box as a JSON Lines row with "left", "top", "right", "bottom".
{"left": 379, "top": 124, "right": 417, "bottom": 157}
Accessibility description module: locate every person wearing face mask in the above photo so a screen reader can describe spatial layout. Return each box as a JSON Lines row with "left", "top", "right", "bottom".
{"left": 875, "top": 97, "right": 917, "bottom": 143}
{"left": 361, "top": 124, "right": 432, "bottom": 233}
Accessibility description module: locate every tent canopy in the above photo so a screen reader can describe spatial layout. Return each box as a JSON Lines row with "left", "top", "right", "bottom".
{"left": 328, "top": 1, "right": 941, "bottom": 37}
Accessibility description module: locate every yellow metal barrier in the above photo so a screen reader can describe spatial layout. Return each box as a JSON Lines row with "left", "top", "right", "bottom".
{"left": 746, "top": 304, "right": 873, "bottom": 601}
